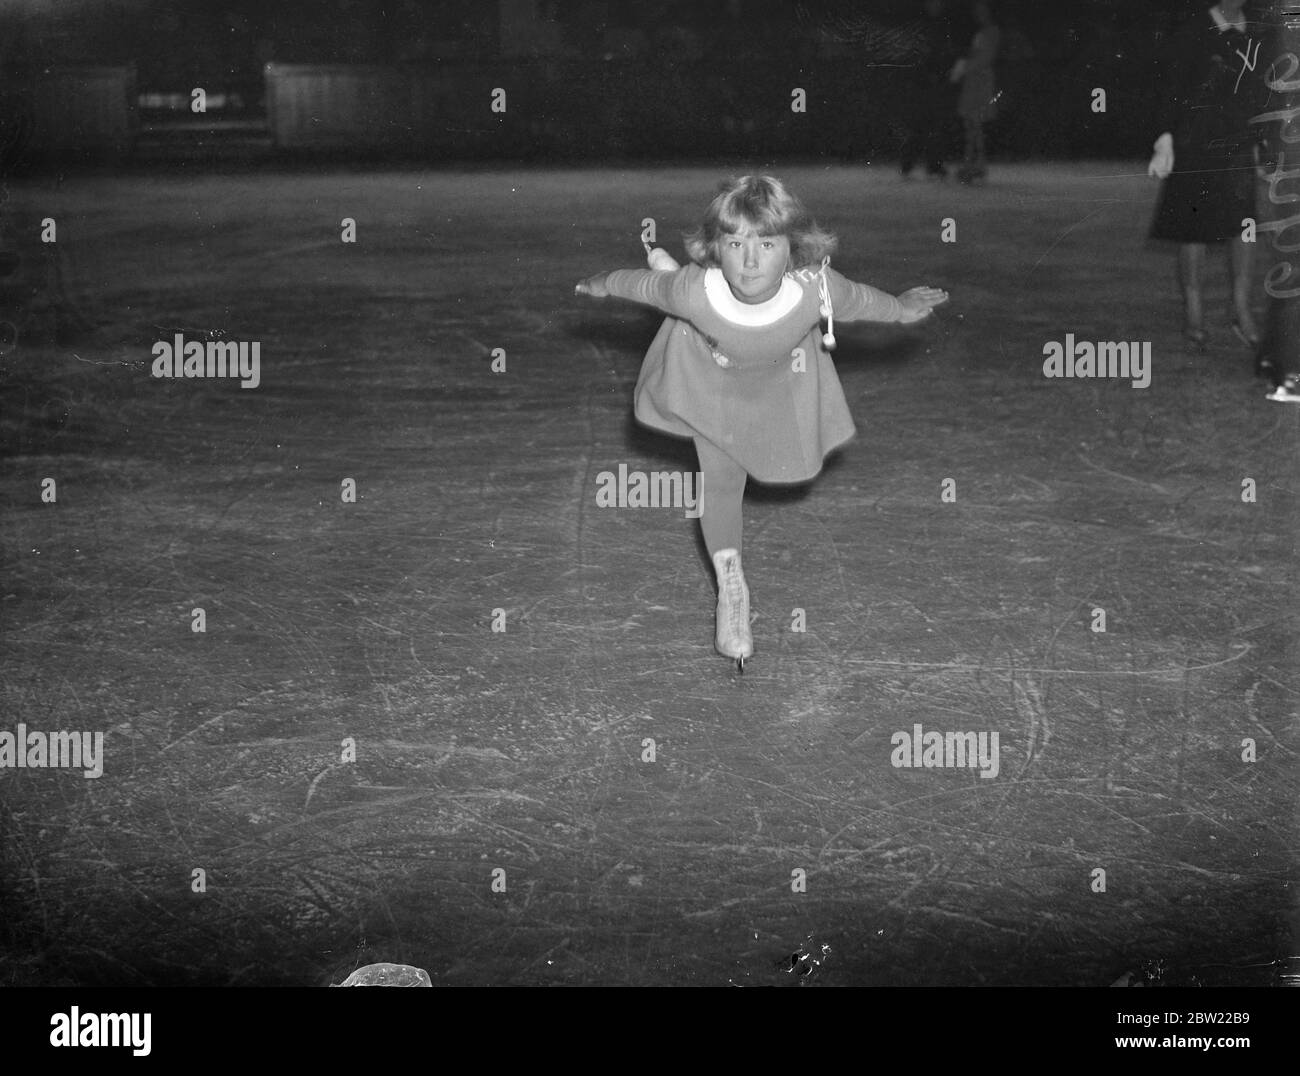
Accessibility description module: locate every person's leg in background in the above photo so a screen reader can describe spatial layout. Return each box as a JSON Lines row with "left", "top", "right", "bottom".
{"left": 1179, "top": 242, "right": 1207, "bottom": 346}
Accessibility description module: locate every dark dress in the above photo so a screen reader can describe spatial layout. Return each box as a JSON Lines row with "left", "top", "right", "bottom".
{"left": 1149, "top": 9, "right": 1269, "bottom": 244}
{"left": 899, "top": 13, "right": 958, "bottom": 174}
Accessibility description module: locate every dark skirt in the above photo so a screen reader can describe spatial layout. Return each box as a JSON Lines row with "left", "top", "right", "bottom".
{"left": 1150, "top": 115, "right": 1258, "bottom": 243}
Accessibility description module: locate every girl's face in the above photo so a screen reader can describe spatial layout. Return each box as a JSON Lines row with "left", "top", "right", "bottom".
{"left": 718, "top": 230, "right": 791, "bottom": 304}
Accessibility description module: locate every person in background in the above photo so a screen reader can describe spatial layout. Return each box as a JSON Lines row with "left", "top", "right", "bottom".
{"left": 950, "top": 0, "right": 1001, "bottom": 184}
{"left": 1147, "top": 1, "right": 1269, "bottom": 350}
{"left": 1255, "top": 0, "right": 1300, "bottom": 401}
{"left": 900, "top": 0, "right": 958, "bottom": 180}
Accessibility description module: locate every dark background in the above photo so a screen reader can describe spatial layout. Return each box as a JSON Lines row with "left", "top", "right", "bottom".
{"left": 0, "top": 0, "right": 1265, "bottom": 166}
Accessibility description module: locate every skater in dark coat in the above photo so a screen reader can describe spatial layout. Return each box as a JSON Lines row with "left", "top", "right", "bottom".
{"left": 900, "top": 0, "right": 959, "bottom": 179}
{"left": 1253, "top": 0, "right": 1300, "bottom": 399}
{"left": 1147, "top": 0, "right": 1271, "bottom": 349}
{"left": 950, "top": 0, "right": 1001, "bottom": 183}
{"left": 576, "top": 176, "right": 949, "bottom": 668}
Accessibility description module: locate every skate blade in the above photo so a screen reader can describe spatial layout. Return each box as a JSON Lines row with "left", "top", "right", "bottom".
{"left": 1266, "top": 387, "right": 1300, "bottom": 403}
{"left": 717, "top": 650, "right": 752, "bottom": 672}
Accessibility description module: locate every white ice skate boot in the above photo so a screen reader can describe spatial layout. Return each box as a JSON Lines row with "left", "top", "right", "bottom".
{"left": 712, "top": 548, "right": 753, "bottom": 671}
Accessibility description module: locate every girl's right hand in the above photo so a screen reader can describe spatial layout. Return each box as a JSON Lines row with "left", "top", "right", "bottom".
{"left": 575, "top": 274, "right": 609, "bottom": 298}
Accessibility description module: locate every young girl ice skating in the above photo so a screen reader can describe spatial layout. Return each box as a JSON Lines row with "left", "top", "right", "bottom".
{"left": 576, "top": 175, "right": 948, "bottom": 669}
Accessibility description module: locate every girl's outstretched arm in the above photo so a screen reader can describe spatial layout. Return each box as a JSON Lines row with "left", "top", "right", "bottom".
{"left": 574, "top": 265, "right": 695, "bottom": 317}
{"left": 828, "top": 267, "right": 949, "bottom": 325}
{"left": 576, "top": 246, "right": 679, "bottom": 297}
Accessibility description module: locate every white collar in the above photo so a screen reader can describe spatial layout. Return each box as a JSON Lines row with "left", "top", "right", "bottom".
{"left": 1210, "top": 6, "right": 1246, "bottom": 33}
{"left": 703, "top": 267, "right": 803, "bottom": 325}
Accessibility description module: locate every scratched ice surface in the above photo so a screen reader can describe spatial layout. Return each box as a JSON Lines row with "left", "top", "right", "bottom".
{"left": 2, "top": 165, "right": 1294, "bottom": 988}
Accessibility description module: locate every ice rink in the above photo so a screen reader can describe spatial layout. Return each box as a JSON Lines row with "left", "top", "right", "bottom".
{"left": 1, "top": 162, "right": 1295, "bottom": 986}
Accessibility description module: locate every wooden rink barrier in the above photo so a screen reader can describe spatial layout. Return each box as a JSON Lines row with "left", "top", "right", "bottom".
{"left": 264, "top": 64, "right": 437, "bottom": 151}
{"left": 21, "top": 66, "right": 137, "bottom": 164}
{"left": 263, "top": 62, "right": 527, "bottom": 155}
{"left": 257, "top": 60, "right": 921, "bottom": 160}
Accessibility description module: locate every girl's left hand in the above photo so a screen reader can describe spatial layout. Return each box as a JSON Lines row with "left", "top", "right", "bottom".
{"left": 897, "top": 286, "right": 950, "bottom": 323}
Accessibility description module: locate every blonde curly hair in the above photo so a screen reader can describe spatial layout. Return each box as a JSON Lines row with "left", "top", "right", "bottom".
{"left": 683, "top": 175, "right": 837, "bottom": 271}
